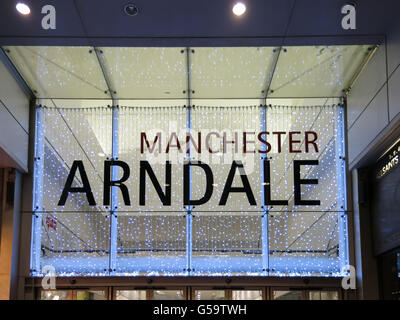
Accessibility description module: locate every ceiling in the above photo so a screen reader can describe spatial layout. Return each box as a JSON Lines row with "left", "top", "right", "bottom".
{"left": 3, "top": 45, "right": 374, "bottom": 100}
{"left": 0, "top": 0, "right": 396, "bottom": 47}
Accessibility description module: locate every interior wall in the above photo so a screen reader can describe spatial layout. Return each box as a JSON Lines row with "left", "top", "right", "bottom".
{"left": 0, "top": 168, "right": 22, "bottom": 300}
{"left": 347, "top": 20, "right": 400, "bottom": 168}
{"left": 0, "top": 57, "right": 29, "bottom": 172}
{"left": 346, "top": 19, "right": 400, "bottom": 300}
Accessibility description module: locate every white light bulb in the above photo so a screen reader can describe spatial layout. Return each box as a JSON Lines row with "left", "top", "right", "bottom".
{"left": 16, "top": 2, "right": 31, "bottom": 15}
{"left": 233, "top": 2, "right": 246, "bottom": 16}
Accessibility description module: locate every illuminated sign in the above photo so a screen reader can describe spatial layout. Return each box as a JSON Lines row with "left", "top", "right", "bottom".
{"left": 57, "top": 130, "right": 321, "bottom": 207}
{"left": 376, "top": 139, "right": 400, "bottom": 179}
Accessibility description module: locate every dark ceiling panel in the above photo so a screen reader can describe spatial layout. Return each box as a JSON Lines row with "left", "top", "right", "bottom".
{"left": 286, "top": 0, "right": 398, "bottom": 37}
{"left": 0, "top": 0, "right": 86, "bottom": 37}
{"left": 0, "top": 0, "right": 396, "bottom": 46}
{"left": 74, "top": 0, "right": 293, "bottom": 37}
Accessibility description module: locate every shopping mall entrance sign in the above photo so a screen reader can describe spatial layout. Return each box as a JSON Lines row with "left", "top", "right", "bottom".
{"left": 57, "top": 130, "right": 321, "bottom": 207}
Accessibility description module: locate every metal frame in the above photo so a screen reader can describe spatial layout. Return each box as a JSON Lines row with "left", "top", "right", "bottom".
{"left": 31, "top": 106, "right": 44, "bottom": 275}
{"left": 260, "top": 105, "right": 269, "bottom": 275}
{"left": 28, "top": 43, "right": 351, "bottom": 277}
{"left": 94, "top": 46, "right": 118, "bottom": 275}
{"left": 185, "top": 47, "right": 193, "bottom": 275}
{"left": 31, "top": 276, "right": 344, "bottom": 300}
{"left": 0, "top": 47, "right": 34, "bottom": 99}
{"left": 31, "top": 104, "right": 349, "bottom": 276}
{"left": 336, "top": 102, "right": 349, "bottom": 271}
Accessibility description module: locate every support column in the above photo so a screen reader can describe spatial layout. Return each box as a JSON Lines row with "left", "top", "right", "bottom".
{"left": 185, "top": 47, "right": 193, "bottom": 275}
{"left": 260, "top": 105, "right": 270, "bottom": 275}
{"left": 109, "top": 105, "right": 119, "bottom": 275}
{"left": 336, "top": 102, "right": 349, "bottom": 271}
{"left": 93, "top": 47, "right": 119, "bottom": 275}
{"left": 31, "top": 105, "right": 44, "bottom": 276}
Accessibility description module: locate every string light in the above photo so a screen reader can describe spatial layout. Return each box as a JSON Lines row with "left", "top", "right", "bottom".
{"left": 32, "top": 104, "right": 347, "bottom": 277}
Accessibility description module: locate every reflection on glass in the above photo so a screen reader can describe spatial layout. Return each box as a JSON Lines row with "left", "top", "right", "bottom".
{"left": 232, "top": 290, "right": 262, "bottom": 300}
{"left": 397, "top": 253, "right": 400, "bottom": 278}
{"left": 309, "top": 291, "right": 339, "bottom": 300}
{"left": 41, "top": 290, "right": 73, "bottom": 300}
{"left": 41, "top": 290, "right": 105, "bottom": 300}
{"left": 273, "top": 290, "right": 303, "bottom": 300}
{"left": 116, "top": 290, "right": 147, "bottom": 300}
{"left": 194, "top": 290, "right": 225, "bottom": 300}
{"left": 76, "top": 290, "right": 105, "bottom": 300}
{"left": 153, "top": 290, "right": 184, "bottom": 300}
{"left": 4, "top": 46, "right": 109, "bottom": 99}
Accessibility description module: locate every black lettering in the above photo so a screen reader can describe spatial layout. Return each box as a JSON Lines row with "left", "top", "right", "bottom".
{"left": 219, "top": 161, "right": 256, "bottom": 206}
{"left": 58, "top": 160, "right": 96, "bottom": 206}
{"left": 140, "top": 161, "right": 171, "bottom": 206}
{"left": 294, "top": 160, "right": 320, "bottom": 206}
{"left": 184, "top": 161, "right": 213, "bottom": 205}
{"left": 264, "top": 159, "right": 288, "bottom": 205}
{"left": 103, "top": 160, "right": 131, "bottom": 206}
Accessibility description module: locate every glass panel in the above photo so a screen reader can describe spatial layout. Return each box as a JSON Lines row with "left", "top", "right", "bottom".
{"left": 273, "top": 290, "right": 303, "bottom": 300}
{"left": 116, "top": 106, "right": 187, "bottom": 275}
{"left": 194, "top": 290, "right": 226, "bottom": 300}
{"left": 116, "top": 290, "right": 147, "bottom": 300}
{"left": 40, "top": 290, "right": 73, "bottom": 300}
{"left": 99, "top": 47, "right": 187, "bottom": 99}
{"left": 267, "top": 105, "right": 345, "bottom": 276}
{"left": 191, "top": 105, "right": 263, "bottom": 274}
{"left": 76, "top": 290, "right": 106, "bottom": 300}
{"left": 32, "top": 102, "right": 347, "bottom": 276}
{"left": 41, "top": 211, "right": 110, "bottom": 275}
{"left": 118, "top": 106, "right": 187, "bottom": 212}
{"left": 41, "top": 105, "right": 112, "bottom": 211}
{"left": 116, "top": 213, "right": 186, "bottom": 275}
{"left": 191, "top": 106, "right": 262, "bottom": 212}
{"left": 190, "top": 47, "right": 277, "bottom": 98}
{"left": 192, "top": 215, "right": 262, "bottom": 274}
{"left": 4, "top": 46, "right": 109, "bottom": 99}
{"left": 153, "top": 290, "right": 184, "bottom": 300}
{"left": 309, "top": 291, "right": 339, "bottom": 300}
{"left": 38, "top": 106, "right": 112, "bottom": 276}
{"left": 232, "top": 290, "right": 262, "bottom": 300}
{"left": 269, "top": 45, "right": 372, "bottom": 98}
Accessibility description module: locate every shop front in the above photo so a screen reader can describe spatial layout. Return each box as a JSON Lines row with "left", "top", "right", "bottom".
{"left": 0, "top": 44, "right": 375, "bottom": 299}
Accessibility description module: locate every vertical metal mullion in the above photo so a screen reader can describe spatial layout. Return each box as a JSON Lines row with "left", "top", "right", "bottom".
{"left": 185, "top": 47, "right": 193, "bottom": 275}
{"left": 260, "top": 47, "right": 281, "bottom": 275}
{"left": 185, "top": 107, "right": 193, "bottom": 273}
{"left": 263, "top": 47, "right": 282, "bottom": 105}
{"left": 260, "top": 105, "right": 269, "bottom": 276}
{"left": 109, "top": 104, "right": 118, "bottom": 275}
{"left": 94, "top": 45, "right": 119, "bottom": 276}
{"left": 31, "top": 105, "right": 44, "bottom": 275}
{"left": 336, "top": 101, "right": 349, "bottom": 272}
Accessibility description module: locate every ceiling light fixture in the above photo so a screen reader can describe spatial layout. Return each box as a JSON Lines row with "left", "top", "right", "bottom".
{"left": 232, "top": 2, "right": 246, "bottom": 16}
{"left": 16, "top": 2, "right": 31, "bottom": 15}
{"left": 124, "top": 3, "right": 139, "bottom": 16}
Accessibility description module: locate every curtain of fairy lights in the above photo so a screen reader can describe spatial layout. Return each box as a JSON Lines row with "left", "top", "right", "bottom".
{"left": 265, "top": 105, "right": 348, "bottom": 276}
{"left": 117, "top": 106, "right": 187, "bottom": 275}
{"left": 31, "top": 104, "right": 347, "bottom": 277}
{"left": 32, "top": 106, "right": 112, "bottom": 275}
{"left": 190, "top": 106, "right": 263, "bottom": 275}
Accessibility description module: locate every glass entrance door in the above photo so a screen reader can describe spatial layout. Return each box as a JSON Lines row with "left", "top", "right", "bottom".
{"left": 379, "top": 248, "right": 400, "bottom": 300}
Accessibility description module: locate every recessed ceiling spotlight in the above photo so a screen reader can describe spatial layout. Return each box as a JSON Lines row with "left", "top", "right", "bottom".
{"left": 232, "top": 2, "right": 246, "bottom": 16}
{"left": 124, "top": 3, "right": 139, "bottom": 16}
{"left": 16, "top": 2, "right": 31, "bottom": 15}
